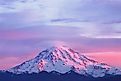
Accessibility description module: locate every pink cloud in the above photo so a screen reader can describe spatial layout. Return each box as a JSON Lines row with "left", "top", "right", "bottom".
{"left": 0, "top": 31, "right": 43, "bottom": 40}
{"left": 0, "top": 49, "right": 40, "bottom": 70}
{"left": 87, "top": 52, "right": 121, "bottom": 68}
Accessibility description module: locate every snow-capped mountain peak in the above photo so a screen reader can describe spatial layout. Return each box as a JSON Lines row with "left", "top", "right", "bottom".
{"left": 8, "top": 46, "right": 121, "bottom": 77}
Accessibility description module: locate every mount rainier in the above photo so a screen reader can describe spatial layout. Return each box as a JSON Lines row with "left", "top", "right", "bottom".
{"left": 7, "top": 46, "right": 121, "bottom": 78}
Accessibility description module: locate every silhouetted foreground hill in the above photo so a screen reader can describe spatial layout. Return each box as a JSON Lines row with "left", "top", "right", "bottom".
{"left": 0, "top": 71, "right": 121, "bottom": 81}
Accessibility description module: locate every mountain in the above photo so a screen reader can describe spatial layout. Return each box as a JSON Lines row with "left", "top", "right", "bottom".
{"left": 7, "top": 46, "right": 121, "bottom": 78}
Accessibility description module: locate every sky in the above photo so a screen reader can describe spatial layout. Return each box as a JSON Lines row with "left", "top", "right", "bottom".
{"left": 0, "top": 0, "right": 121, "bottom": 70}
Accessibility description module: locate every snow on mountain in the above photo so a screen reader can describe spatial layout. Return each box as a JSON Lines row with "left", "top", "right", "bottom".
{"left": 7, "top": 46, "right": 121, "bottom": 77}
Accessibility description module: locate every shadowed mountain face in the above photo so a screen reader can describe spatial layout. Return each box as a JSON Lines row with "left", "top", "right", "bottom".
{"left": 0, "top": 71, "right": 121, "bottom": 81}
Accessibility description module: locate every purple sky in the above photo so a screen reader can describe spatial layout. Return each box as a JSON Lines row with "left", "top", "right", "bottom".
{"left": 0, "top": 0, "right": 121, "bottom": 69}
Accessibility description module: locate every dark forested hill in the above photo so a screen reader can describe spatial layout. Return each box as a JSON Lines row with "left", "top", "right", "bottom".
{"left": 0, "top": 71, "right": 121, "bottom": 81}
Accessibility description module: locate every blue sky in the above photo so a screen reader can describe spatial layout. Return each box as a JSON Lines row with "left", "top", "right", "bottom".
{"left": 0, "top": 0, "right": 121, "bottom": 69}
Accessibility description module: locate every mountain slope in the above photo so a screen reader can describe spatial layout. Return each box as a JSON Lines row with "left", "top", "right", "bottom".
{"left": 7, "top": 46, "right": 121, "bottom": 77}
